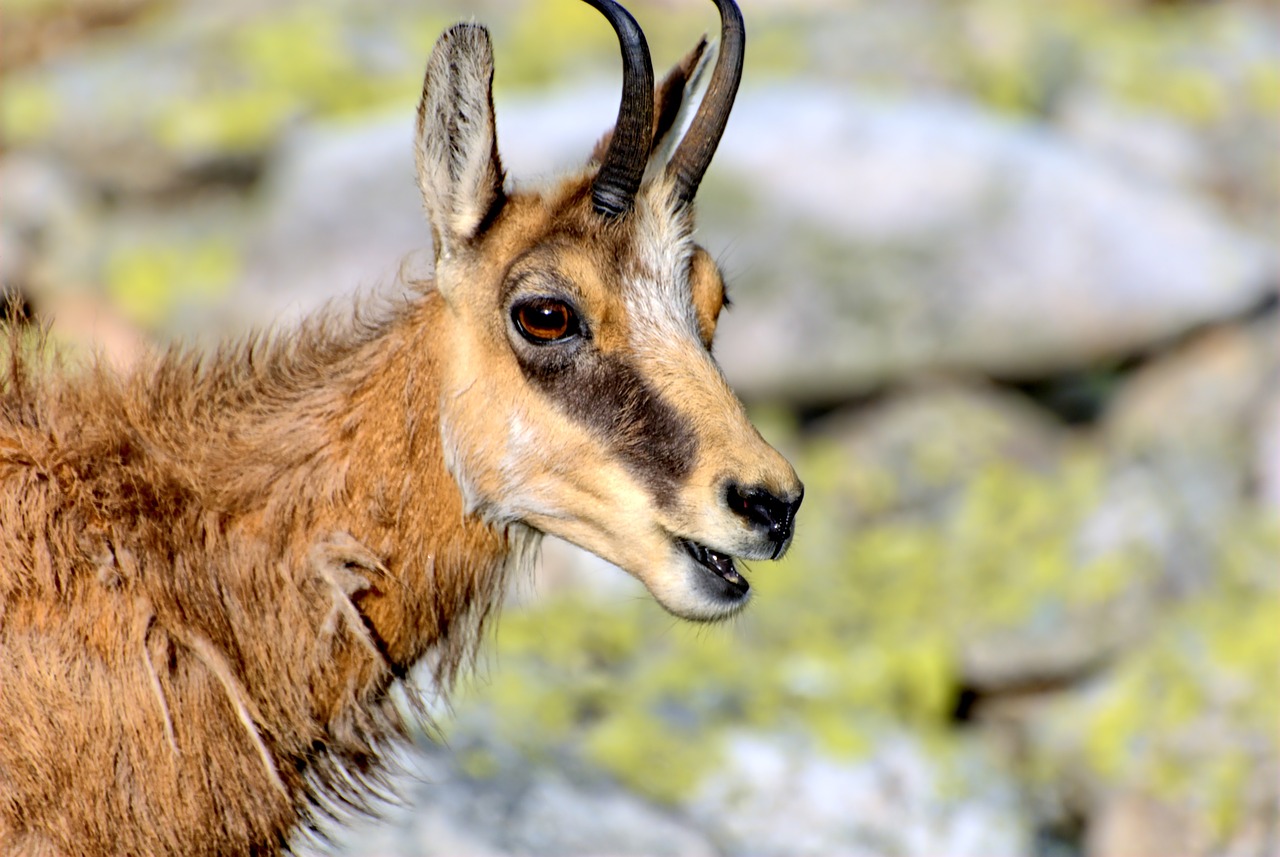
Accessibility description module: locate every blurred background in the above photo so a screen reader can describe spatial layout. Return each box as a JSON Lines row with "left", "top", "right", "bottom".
{"left": 2, "top": 0, "right": 1278, "bottom": 854}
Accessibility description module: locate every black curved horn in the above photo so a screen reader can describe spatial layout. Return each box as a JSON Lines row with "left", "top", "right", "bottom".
{"left": 583, "top": 0, "right": 655, "bottom": 219}
{"left": 666, "top": 0, "right": 744, "bottom": 207}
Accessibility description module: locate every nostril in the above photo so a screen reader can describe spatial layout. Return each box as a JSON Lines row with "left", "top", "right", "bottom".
{"left": 726, "top": 482, "right": 800, "bottom": 543}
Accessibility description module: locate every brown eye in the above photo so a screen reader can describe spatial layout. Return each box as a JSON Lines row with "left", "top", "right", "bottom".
{"left": 512, "top": 298, "right": 579, "bottom": 344}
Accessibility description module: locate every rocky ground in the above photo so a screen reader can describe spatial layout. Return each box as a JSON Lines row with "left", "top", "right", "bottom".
{"left": 3, "top": 0, "right": 1278, "bottom": 854}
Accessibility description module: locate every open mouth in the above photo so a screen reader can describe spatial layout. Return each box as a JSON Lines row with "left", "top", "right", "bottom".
{"left": 681, "top": 539, "right": 749, "bottom": 597}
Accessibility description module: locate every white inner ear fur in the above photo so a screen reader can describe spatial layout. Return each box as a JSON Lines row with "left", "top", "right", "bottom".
{"left": 415, "top": 24, "right": 504, "bottom": 263}
{"left": 643, "top": 39, "right": 717, "bottom": 184}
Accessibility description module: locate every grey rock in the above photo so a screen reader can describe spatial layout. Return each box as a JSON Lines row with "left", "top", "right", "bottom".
{"left": 1258, "top": 390, "right": 1280, "bottom": 512}
{"left": 3, "top": 2, "right": 427, "bottom": 197}
{"left": 1085, "top": 790, "right": 1197, "bottom": 857}
{"left": 238, "top": 116, "right": 431, "bottom": 325}
{"left": 506, "top": 774, "right": 717, "bottom": 857}
{"left": 1105, "top": 320, "right": 1279, "bottom": 458}
{"left": 702, "top": 88, "right": 1275, "bottom": 401}
{"left": 295, "top": 744, "right": 509, "bottom": 857}
{"left": 1059, "top": 96, "right": 1209, "bottom": 190}
{"left": 806, "top": 380, "right": 1064, "bottom": 521}
{"left": 7, "top": 24, "right": 255, "bottom": 195}
{"left": 804, "top": 382, "right": 1204, "bottom": 694}
{"left": 525, "top": 536, "right": 642, "bottom": 606}
{"left": 1101, "top": 318, "right": 1279, "bottom": 590}
{"left": 0, "top": 153, "right": 95, "bottom": 294}
{"left": 689, "top": 731, "right": 1029, "bottom": 857}
{"left": 312, "top": 739, "right": 717, "bottom": 857}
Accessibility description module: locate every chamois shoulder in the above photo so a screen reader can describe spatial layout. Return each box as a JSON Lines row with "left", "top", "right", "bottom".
{"left": 0, "top": 293, "right": 417, "bottom": 532}
{"left": 2, "top": 292, "right": 409, "bottom": 430}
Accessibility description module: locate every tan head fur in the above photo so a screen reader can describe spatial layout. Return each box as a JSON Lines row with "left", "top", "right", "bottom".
{"left": 421, "top": 15, "right": 802, "bottom": 622}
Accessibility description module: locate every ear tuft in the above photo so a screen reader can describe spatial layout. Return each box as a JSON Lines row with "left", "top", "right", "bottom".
{"left": 415, "top": 24, "right": 506, "bottom": 262}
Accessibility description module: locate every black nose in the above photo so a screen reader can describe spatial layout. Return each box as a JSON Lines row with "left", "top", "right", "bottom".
{"left": 726, "top": 482, "right": 804, "bottom": 549}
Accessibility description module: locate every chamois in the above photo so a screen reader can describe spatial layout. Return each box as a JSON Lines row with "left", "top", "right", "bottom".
{"left": 0, "top": 0, "right": 803, "bottom": 853}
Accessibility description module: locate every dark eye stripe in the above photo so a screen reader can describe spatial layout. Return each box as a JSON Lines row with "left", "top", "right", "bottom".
{"left": 513, "top": 347, "right": 697, "bottom": 505}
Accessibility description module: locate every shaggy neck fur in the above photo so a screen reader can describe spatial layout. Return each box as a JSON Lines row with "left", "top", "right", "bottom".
{"left": 0, "top": 291, "right": 530, "bottom": 855}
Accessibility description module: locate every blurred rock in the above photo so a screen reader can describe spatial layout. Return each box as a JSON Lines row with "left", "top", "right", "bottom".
{"left": 15, "top": 60, "right": 1274, "bottom": 396}
{"left": 235, "top": 85, "right": 626, "bottom": 324}
{"left": 690, "top": 732, "right": 1029, "bottom": 857}
{"left": 703, "top": 89, "right": 1275, "bottom": 402}
{"left": 1258, "top": 391, "right": 1280, "bottom": 512}
{"left": 1102, "top": 317, "right": 1279, "bottom": 589}
{"left": 1086, "top": 790, "right": 1195, "bottom": 857}
{"left": 1106, "top": 319, "right": 1279, "bottom": 458}
{"left": 803, "top": 382, "right": 1203, "bottom": 698}
{"left": 807, "top": 381, "right": 1063, "bottom": 521}
{"left": 313, "top": 740, "right": 717, "bottom": 857}
{"left": 526, "top": 536, "right": 640, "bottom": 605}
{"left": 1, "top": 1, "right": 430, "bottom": 199}
{"left": 1059, "top": 96, "right": 1208, "bottom": 190}
{"left": 0, "top": 153, "right": 96, "bottom": 296}
{"left": 181, "top": 86, "right": 1277, "bottom": 398}
{"left": 238, "top": 117, "right": 430, "bottom": 324}
{"left": 5, "top": 33, "right": 258, "bottom": 196}
{"left": 0, "top": 0, "right": 160, "bottom": 74}
{"left": 1025, "top": 508, "right": 1280, "bottom": 857}
{"left": 505, "top": 773, "right": 716, "bottom": 857}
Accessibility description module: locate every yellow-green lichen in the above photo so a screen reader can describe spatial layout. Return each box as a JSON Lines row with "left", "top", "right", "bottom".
{"left": 1060, "top": 515, "right": 1279, "bottom": 840}
{"left": 104, "top": 238, "right": 238, "bottom": 328}
{"left": 0, "top": 78, "right": 58, "bottom": 144}
{"left": 145, "top": 8, "right": 431, "bottom": 157}
{"left": 153, "top": 90, "right": 296, "bottom": 154}
{"left": 954, "top": 0, "right": 1241, "bottom": 123}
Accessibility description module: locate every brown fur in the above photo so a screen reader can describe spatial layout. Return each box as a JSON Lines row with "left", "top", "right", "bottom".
{"left": 0, "top": 297, "right": 520, "bottom": 854}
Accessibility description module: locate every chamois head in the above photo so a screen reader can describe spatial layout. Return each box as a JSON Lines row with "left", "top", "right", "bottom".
{"left": 416, "top": 0, "right": 802, "bottom": 622}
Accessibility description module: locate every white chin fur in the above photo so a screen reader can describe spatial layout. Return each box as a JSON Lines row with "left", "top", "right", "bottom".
{"left": 640, "top": 551, "right": 750, "bottom": 623}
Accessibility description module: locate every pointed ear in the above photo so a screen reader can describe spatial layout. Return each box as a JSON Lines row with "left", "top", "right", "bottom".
{"left": 589, "top": 37, "right": 712, "bottom": 172}
{"left": 649, "top": 36, "right": 712, "bottom": 168}
{"left": 415, "top": 24, "right": 505, "bottom": 264}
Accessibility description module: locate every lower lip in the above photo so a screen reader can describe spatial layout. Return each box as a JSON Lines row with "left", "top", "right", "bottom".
{"left": 682, "top": 539, "right": 749, "bottom": 599}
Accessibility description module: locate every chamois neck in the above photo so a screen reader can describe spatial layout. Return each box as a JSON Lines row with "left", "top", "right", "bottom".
{"left": 309, "top": 293, "right": 520, "bottom": 677}
{"left": 201, "top": 292, "right": 517, "bottom": 677}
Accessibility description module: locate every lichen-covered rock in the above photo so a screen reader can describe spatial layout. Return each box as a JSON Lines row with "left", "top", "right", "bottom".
{"left": 1101, "top": 318, "right": 1279, "bottom": 591}
{"left": 1030, "top": 515, "right": 1280, "bottom": 857}
{"left": 1106, "top": 320, "right": 1278, "bottom": 460}
{"left": 802, "top": 384, "right": 1167, "bottom": 691}
{"left": 703, "top": 89, "right": 1275, "bottom": 402}
{"left": 804, "top": 381, "right": 1064, "bottom": 522}
{"left": 0, "top": 153, "right": 94, "bottom": 295}
{"left": 0, "top": 2, "right": 434, "bottom": 196}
